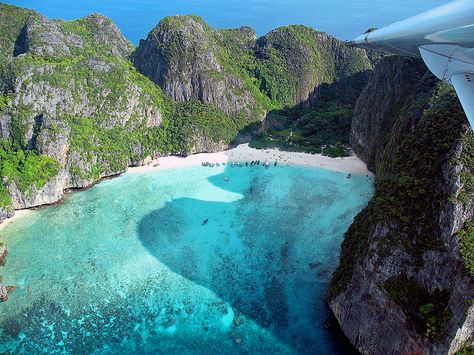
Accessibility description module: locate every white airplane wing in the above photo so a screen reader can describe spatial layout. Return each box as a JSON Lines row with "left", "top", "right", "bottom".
{"left": 352, "top": 0, "right": 474, "bottom": 129}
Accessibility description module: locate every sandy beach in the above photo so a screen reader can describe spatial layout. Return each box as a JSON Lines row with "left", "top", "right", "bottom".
{"left": 0, "top": 209, "right": 31, "bottom": 232}
{"left": 128, "top": 143, "right": 373, "bottom": 176}
{"left": 0, "top": 145, "right": 372, "bottom": 230}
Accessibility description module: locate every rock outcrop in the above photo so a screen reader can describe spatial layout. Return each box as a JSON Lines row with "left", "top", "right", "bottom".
{"left": 0, "top": 244, "right": 16, "bottom": 302}
{"left": 254, "top": 26, "right": 372, "bottom": 107}
{"left": 329, "top": 56, "right": 474, "bottom": 354}
{"left": 349, "top": 56, "right": 428, "bottom": 171}
{"left": 8, "top": 169, "right": 68, "bottom": 209}
{"left": 0, "top": 285, "right": 8, "bottom": 302}
{"left": 0, "top": 243, "right": 7, "bottom": 266}
{"left": 134, "top": 16, "right": 262, "bottom": 119}
{"left": 0, "top": 5, "right": 371, "bottom": 222}
{"left": 134, "top": 16, "right": 371, "bottom": 120}
{"left": 0, "top": 4, "right": 169, "bottom": 216}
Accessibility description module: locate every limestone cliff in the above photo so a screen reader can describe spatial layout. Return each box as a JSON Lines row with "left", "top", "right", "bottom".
{"left": 133, "top": 16, "right": 371, "bottom": 119}
{"left": 349, "top": 56, "right": 428, "bottom": 171}
{"left": 133, "top": 17, "right": 264, "bottom": 119}
{"left": 0, "top": 6, "right": 246, "bottom": 216}
{"left": 254, "top": 26, "right": 372, "bottom": 107}
{"left": 0, "top": 4, "right": 168, "bottom": 215}
{"left": 0, "top": 5, "right": 371, "bottom": 221}
{"left": 329, "top": 56, "right": 474, "bottom": 354}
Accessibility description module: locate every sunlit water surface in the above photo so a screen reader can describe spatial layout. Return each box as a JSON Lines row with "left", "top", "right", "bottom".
{"left": 0, "top": 165, "right": 373, "bottom": 353}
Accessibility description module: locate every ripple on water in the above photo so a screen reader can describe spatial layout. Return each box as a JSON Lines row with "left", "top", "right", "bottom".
{"left": 0, "top": 165, "right": 373, "bottom": 354}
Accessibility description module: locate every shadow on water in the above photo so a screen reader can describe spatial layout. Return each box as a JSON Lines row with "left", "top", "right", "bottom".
{"left": 137, "top": 164, "right": 359, "bottom": 354}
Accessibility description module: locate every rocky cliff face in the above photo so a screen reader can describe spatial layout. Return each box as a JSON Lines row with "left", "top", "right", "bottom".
{"left": 330, "top": 56, "right": 474, "bottom": 354}
{"left": 0, "top": 5, "right": 371, "bottom": 222}
{"left": 0, "top": 5, "right": 168, "bottom": 215}
{"left": 134, "top": 16, "right": 371, "bottom": 120}
{"left": 0, "top": 6, "right": 240, "bottom": 217}
{"left": 134, "top": 17, "right": 263, "bottom": 119}
{"left": 254, "top": 26, "right": 372, "bottom": 107}
{"left": 349, "top": 56, "right": 428, "bottom": 171}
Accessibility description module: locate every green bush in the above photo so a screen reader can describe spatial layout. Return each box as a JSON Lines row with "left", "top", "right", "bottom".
{"left": 328, "top": 68, "right": 471, "bottom": 302}
{"left": 459, "top": 222, "right": 474, "bottom": 277}
{"left": 383, "top": 274, "right": 451, "bottom": 340}
{"left": 323, "top": 142, "right": 350, "bottom": 158}
{"left": 456, "top": 344, "right": 474, "bottom": 355}
{"left": 0, "top": 140, "right": 60, "bottom": 206}
{"left": 249, "top": 102, "right": 353, "bottom": 157}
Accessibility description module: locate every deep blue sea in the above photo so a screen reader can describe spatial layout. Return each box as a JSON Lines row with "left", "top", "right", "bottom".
{"left": 3, "top": 0, "right": 448, "bottom": 44}
{"left": 0, "top": 164, "right": 373, "bottom": 353}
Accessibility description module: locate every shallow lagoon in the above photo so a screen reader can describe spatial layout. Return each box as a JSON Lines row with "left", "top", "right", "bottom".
{"left": 0, "top": 164, "right": 373, "bottom": 353}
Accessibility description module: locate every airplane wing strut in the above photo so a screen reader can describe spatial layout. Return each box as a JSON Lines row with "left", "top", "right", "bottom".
{"left": 353, "top": 0, "right": 474, "bottom": 129}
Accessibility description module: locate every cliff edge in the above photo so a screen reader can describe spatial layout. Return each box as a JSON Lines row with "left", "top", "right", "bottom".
{"left": 329, "top": 56, "right": 474, "bottom": 354}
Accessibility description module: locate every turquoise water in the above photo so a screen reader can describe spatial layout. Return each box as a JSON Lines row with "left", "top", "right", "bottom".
{"left": 0, "top": 165, "right": 373, "bottom": 353}
{"left": 3, "top": 0, "right": 447, "bottom": 43}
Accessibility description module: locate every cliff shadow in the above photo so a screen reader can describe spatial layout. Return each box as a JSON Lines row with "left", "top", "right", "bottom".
{"left": 137, "top": 165, "right": 358, "bottom": 353}
{"left": 238, "top": 70, "right": 372, "bottom": 151}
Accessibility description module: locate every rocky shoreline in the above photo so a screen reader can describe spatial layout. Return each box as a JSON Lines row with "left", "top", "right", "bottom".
{"left": 0, "top": 3, "right": 472, "bottom": 353}
{"left": 0, "top": 243, "right": 15, "bottom": 302}
{"left": 328, "top": 56, "right": 474, "bottom": 354}
{"left": 0, "top": 143, "right": 372, "bottom": 229}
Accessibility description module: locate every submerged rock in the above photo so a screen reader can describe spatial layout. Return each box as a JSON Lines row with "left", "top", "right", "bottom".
{"left": 163, "top": 318, "right": 175, "bottom": 328}
{"left": 0, "top": 244, "right": 7, "bottom": 266}
{"left": 308, "top": 261, "right": 322, "bottom": 270}
{"left": 0, "top": 285, "right": 8, "bottom": 302}
{"left": 233, "top": 315, "right": 243, "bottom": 326}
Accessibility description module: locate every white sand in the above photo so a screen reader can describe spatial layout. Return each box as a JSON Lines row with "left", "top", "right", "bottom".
{"left": 0, "top": 145, "right": 372, "bottom": 229}
{"left": 0, "top": 209, "right": 32, "bottom": 231}
{"left": 128, "top": 143, "right": 373, "bottom": 176}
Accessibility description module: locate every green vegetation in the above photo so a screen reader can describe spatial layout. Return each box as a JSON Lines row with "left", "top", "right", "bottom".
{"left": 169, "top": 101, "right": 240, "bottom": 146}
{"left": 323, "top": 143, "right": 350, "bottom": 157}
{"left": 60, "top": 15, "right": 133, "bottom": 55}
{"left": 0, "top": 93, "right": 12, "bottom": 111}
{"left": 240, "top": 25, "right": 369, "bottom": 156}
{"left": 63, "top": 97, "right": 244, "bottom": 181}
{"left": 456, "top": 344, "right": 474, "bottom": 354}
{"left": 0, "top": 5, "right": 370, "bottom": 207}
{"left": 327, "top": 197, "right": 377, "bottom": 299}
{"left": 0, "top": 140, "right": 60, "bottom": 206}
{"left": 457, "top": 131, "right": 474, "bottom": 206}
{"left": 383, "top": 275, "right": 451, "bottom": 340}
{"left": 1, "top": 7, "right": 220, "bottom": 189}
{"left": 0, "top": 184, "right": 11, "bottom": 208}
{"left": 209, "top": 22, "right": 369, "bottom": 156}
{"left": 0, "top": 5, "right": 163, "bottom": 200}
{"left": 329, "top": 72, "right": 471, "bottom": 301}
{"left": 0, "top": 4, "right": 35, "bottom": 64}
{"left": 5, "top": 54, "right": 164, "bottom": 181}
{"left": 250, "top": 102, "right": 353, "bottom": 156}
{"left": 253, "top": 24, "right": 368, "bottom": 107}
{"left": 135, "top": 16, "right": 371, "bottom": 158}
{"left": 459, "top": 222, "right": 474, "bottom": 277}
{"left": 252, "top": 25, "right": 331, "bottom": 107}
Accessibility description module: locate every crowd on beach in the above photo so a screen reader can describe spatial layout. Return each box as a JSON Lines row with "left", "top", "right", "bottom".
{"left": 201, "top": 160, "right": 278, "bottom": 168}
{"left": 128, "top": 144, "right": 373, "bottom": 177}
